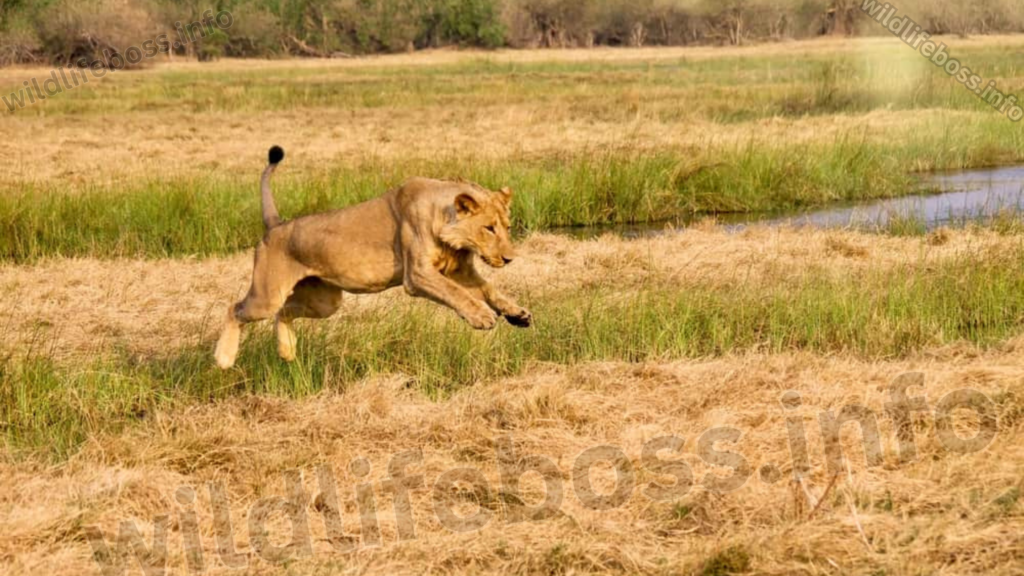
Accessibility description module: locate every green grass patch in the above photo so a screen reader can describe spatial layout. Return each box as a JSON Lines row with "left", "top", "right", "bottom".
{"left": 4, "top": 247, "right": 1023, "bottom": 458}
{"left": 6, "top": 124, "right": 1024, "bottom": 262}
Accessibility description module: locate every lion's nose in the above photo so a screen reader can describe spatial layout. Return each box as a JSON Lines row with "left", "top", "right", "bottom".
{"left": 502, "top": 256, "right": 514, "bottom": 265}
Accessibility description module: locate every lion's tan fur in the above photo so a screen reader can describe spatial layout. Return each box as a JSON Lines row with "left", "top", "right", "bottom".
{"left": 214, "top": 157, "right": 531, "bottom": 368}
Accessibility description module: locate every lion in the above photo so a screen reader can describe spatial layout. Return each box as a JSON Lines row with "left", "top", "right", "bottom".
{"left": 214, "top": 146, "right": 533, "bottom": 369}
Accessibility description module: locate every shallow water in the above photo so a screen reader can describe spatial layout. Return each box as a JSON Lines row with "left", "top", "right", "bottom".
{"left": 763, "top": 166, "right": 1024, "bottom": 230}
{"left": 556, "top": 165, "right": 1024, "bottom": 238}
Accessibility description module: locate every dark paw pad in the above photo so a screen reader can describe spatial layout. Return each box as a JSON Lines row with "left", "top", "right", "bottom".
{"left": 505, "top": 311, "right": 532, "bottom": 328}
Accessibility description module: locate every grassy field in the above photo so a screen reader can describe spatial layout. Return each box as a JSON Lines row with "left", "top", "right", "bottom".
{"left": 2, "top": 38, "right": 1024, "bottom": 575}
{"left": 3, "top": 37, "right": 1024, "bottom": 260}
{"left": 5, "top": 227, "right": 1024, "bottom": 457}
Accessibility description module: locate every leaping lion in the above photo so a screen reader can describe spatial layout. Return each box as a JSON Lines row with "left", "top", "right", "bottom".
{"left": 214, "top": 146, "right": 533, "bottom": 369}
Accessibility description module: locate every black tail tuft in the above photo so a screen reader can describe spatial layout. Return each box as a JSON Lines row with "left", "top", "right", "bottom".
{"left": 262, "top": 147, "right": 284, "bottom": 229}
{"left": 268, "top": 146, "right": 285, "bottom": 165}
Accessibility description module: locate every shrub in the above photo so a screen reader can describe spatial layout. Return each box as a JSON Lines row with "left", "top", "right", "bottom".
{"left": 419, "top": 0, "right": 506, "bottom": 49}
{"left": 0, "top": 14, "right": 42, "bottom": 66}
{"left": 3, "top": 0, "right": 1024, "bottom": 62}
{"left": 35, "top": 0, "right": 159, "bottom": 68}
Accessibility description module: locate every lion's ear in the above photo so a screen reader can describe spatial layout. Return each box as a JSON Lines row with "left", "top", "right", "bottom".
{"left": 455, "top": 193, "right": 479, "bottom": 216}
{"left": 499, "top": 187, "right": 513, "bottom": 203}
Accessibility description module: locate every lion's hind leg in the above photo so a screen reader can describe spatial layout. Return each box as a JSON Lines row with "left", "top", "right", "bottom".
{"left": 215, "top": 242, "right": 309, "bottom": 369}
{"left": 214, "top": 305, "right": 245, "bottom": 370}
{"left": 275, "top": 277, "right": 345, "bottom": 362}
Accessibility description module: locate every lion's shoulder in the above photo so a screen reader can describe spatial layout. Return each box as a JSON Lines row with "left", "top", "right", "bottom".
{"left": 391, "top": 177, "right": 473, "bottom": 213}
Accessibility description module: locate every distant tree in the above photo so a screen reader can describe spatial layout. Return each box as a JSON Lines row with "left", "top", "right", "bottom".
{"left": 2, "top": 0, "right": 1024, "bottom": 64}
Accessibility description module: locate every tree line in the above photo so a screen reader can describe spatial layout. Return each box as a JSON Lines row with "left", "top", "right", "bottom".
{"left": 1, "top": 0, "right": 1022, "bottom": 67}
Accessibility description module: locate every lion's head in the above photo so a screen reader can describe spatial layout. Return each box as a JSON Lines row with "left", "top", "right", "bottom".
{"left": 440, "top": 186, "right": 516, "bottom": 268}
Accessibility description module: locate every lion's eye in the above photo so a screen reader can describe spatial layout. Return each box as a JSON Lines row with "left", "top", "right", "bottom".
{"left": 485, "top": 225, "right": 496, "bottom": 234}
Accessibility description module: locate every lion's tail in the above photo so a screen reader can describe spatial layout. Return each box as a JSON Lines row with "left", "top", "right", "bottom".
{"left": 261, "top": 146, "right": 285, "bottom": 230}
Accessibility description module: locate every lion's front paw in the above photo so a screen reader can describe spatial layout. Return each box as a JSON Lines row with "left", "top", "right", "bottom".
{"left": 505, "top": 307, "right": 532, "bottom": 328}
{"left": 465, "top": 306, "right": 498, "bottom": 330}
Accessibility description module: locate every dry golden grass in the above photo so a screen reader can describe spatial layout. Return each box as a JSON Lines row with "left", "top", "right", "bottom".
{"left": 0, "top": 103, "right": 966, "bottom": 189}
{"left": 1, "top": 226, "right": 1014, "bottom": 360}
{"left": 1, "top": 344, "right": 1021, "bottom": 575}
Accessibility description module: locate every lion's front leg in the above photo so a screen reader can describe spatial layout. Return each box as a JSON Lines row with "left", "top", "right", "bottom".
{"left": 404, "top": 264, "right": 498, "bottom": 330}
{"left": 453, "top": 266, "right": 532, "bottom": 328}
{"left": 481, "top": 283, "right": 532, "bottom": 328}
